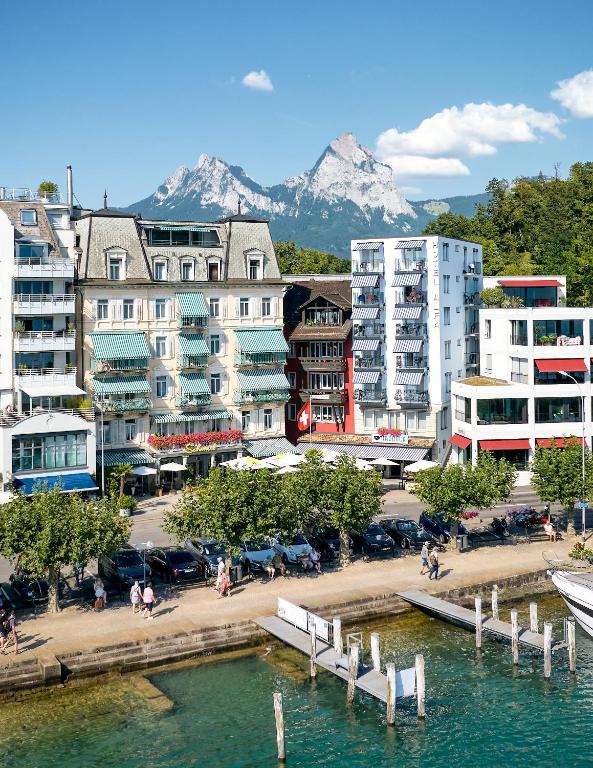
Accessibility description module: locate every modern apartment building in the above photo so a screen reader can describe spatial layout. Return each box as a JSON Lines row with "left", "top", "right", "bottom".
{"left": 350, "top": 235, "right": 483, "bottom": 461}
{"left": 75, "top": 206, "right": 293, "bottom": 481}
{"left": 449, "top": 276, "right": 589, "bottom": 482}
{"left": 0, "top": 180, "right": 97, "bottom": 495}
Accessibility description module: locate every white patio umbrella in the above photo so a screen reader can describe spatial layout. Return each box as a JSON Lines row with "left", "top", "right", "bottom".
{"left": 355, "top": 458, "right": 373, "bottom": 471}
{"left": 275, "top": 465, "right": 299, "bottom": 475}
{"left": 130, "top": 465, "right": 157, "bottom": 476}
{"left": 404, "top": 459, "right": 438, "bottom": 474}
{"left": 220, "top": 456, "right": 273, "bottom": 471}
{"left": 266, "top": 452, "right": 304, "bottom": 468}
{"left": 369, "top": 457, "right": 397, "bottom": 467}
{"left": 160, "top": 461, "right": 186, "bottom": 472}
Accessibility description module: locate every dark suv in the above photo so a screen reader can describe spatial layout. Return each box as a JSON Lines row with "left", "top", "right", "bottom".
{"left": 381, "top": 519, "right": 434, "bottom": 550}
{"left": 145, "top": 547, "right": 205, "bottom": 584}
{"left": 419, "top": 512, "right": 468, "bottom": 544}
{"left": 98, "top": 546, "right": 150, "bottom": 588}
{"left": 350, "top": 524, "right": 396, "bottom": 557}
{"left": 184, "top": 537, "right": 235, "bottom": 577}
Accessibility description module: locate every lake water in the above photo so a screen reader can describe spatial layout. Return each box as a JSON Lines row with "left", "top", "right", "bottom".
{"left": 1, "top": 594, "right": 592, "bottom": 768}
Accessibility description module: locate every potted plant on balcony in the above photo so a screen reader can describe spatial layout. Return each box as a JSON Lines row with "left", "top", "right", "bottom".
{"left": 14, "top": 321, "right": 25, "bottom": 334}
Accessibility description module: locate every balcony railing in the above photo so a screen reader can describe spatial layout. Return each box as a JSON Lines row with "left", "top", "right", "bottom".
{"left": 177, "top": 316, "right": 208, "bottom": 330}
{"left": 233, "top": 389, "right": 290, "bottom": 405}
{"left": 91, "top": 358, "right": 150, "bottom": 372}
{"left": 175, "top": 393, "right": 212, "bottom": 408}
{"left": 395, "top": 389, "right": 429, "bottom": 407}
{"left": 0, "top": 407, "right": 95, "bottom": 427}
{"left": 394, "top": 259, "right": 426, "bottom": 272}
{"left": 463, "top": 293, "right": 480, "bottom": 305}
{"left": 177, "top": 354, "right": 208, "bottom": 370}
{"left": 299, "top": 388, "right": 347, "bottom": 404}
{"left": 353, "top": 323, "right": 384, "bottom": 338}
{"left": 465, "top": 324, "right": 479, "bottom": 335}
{"left": 0, "top": 187, "right": 61, "bottom": 203}
{"left": 14, "top": 367, "right": 77, "bottom": 387}
{"left": 300, "top": 357, "right": 347, "bottom": 371}
{"left": 234, "top": 352, "right": 288, "bottom": 367}
{"left": 394, "top": 291, "right": 426, "bottom": 307}
{"left": 534, "top": 334, "right": 582, "bottom": 347}
{"left": 396, "top": 355, "right": 428, "bottom": 369}
{"left": 354, "top": 356, "right": 384, "bottom": 369}
{"left": 394, "top": 323, "right": 427, "bottom": 338}
{"left": 14, "top": 258, "right": 74, "bottom": 278}
{"left": 352, "top": 294, "right": 382, "bottom": 307}
{"left": 353, "top": 388, "right": 387, "bottom": 404}
{"left": 511, "top": 372, "right": 529, "bottom": 384}
{"left": 13, "top": 294, "right": 75, "bottom": 314}
{"left": 352, "top": 261, "right": 384, "bottom": 274}
{"left": 14, "top": 330, "right": 76, "bottom": 352}
{"left": 99, "top": 397, "right": 152, "bottom": 413}
{"left": 464, "top": 352, "right": 479, "bottom": 365}
{"left": 509, "top": 334, "right": 528, "bottom": 346}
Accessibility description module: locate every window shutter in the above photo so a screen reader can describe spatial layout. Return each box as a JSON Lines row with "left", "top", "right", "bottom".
{"left": 253, "top": 298, "right": 261, "bottom": 318}
{"left": 272, "top": 297, "right": 278, "bottom": 318}
{"left": 235, "top": 298, "right": 240, "bottom": 317}
{"left": 136, "top": 299, "right": 143, "bottom": 320}
{"left": 222, "top": 372, "right": 229, "bottom": 396}
{"left": 91, "top": 300, "right": 97, "bottom": 320}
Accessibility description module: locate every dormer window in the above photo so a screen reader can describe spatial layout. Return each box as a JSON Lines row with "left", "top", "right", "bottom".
{"left": 106, "top": 248, "right": 127, "bottom": 281}
{"left": 20, "top": 209, "right": 37, "bottom": 226}
{"left": 181, "top": 261, "right": 194, "bottom": 282}
{"left": 248, "top": 258, "right": 262, "bottom": 280}
{"left": 154, "top": 260, "right": 167, "bottom": 281}
{"left": 208, "top": 260, "right": 220, "bottom": 281}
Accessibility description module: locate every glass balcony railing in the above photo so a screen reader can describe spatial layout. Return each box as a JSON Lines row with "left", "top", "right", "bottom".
{"left": 352, "top": 293, "right": 382, "bottom": 307}
{"left": 233, "top": 389, "right": 290, "bottom": 405}
{"left": 394, "top": 259, "right": 426, "bottom": 272}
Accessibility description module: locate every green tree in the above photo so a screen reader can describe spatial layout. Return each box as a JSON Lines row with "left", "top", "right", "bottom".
{"left": 275, "top": 240, "right": 350, "bottom": 274}
{"left": 532, "top": 441, "right": 590, "bottom": 508}
{"left": 37, "top": 180, "right": 59, "bottom": 196}
{"left": 109, "top": 463, "right": 133, "bottom": 496}
{"left": 0, "top": 486, "right": 130, "bottom": 612}
{"left": 281, "top": 450, "right": 331, "bottom": 530}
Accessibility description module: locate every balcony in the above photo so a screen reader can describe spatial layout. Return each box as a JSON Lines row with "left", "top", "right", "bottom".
{"left": 354, "top": 356, "right": 384, "bottom": 369}
{"left": 234, "top": 352, "right": 288, "bottom": 367}
{"left": 15, "top": 257, "right": 75, "bottom": 279}
{"left": 396, "top": 355, "right": 428, "bottom": 370}
{"left": 463, "top": 263, "right": 482, "bottom": 276}
{"left": 99, "top": 397, "right": 153, "bottom": 413}
{"left": 394, "top": 323, "right": 427, "bottom": 339}
{"left": 14, "top": 366, "right": 77, "bottom": 388}
{"left": 299, "top": 388, "right": 347, "bottom": 405}
{"left": 353, "top": 388, "right": 387, "bottom": 405}
{"left": 14, "top": 330, "right": 76, "bottom": 352}
{"left": 177, "top": 316, "right": 208, "bottom": 330}
{"left": 510, "top": 334, "right": 528, "bottom": 346}
{"left": 534, "top": 334, "right": 582, "bottom": 347}
{"left": 13, "top": 294, "right": 75, "bottom": 315}
{"left": 353, "top": 323, "right": 385, "bottom": 338}
{"left": 175, "top": 393, "right": 212, "bottom": 408}
{"left": 352, "top": 261, "right": 384, "bottom": 274}
{"left": 465, "top": 324, "right": 479, "bottom": 336}
{"left": 394, "top": 291, "right": 426, "bottom": 308}
{"left": 394, "top": 389, "right": 429, "bottom": 408}
{"left": 352, "top": 293, "right": 382, "bottom": 308}
{"left": 177, "top": 354, "right": 208, "bottom": 370}
{"left": 464, "top": 352, "right": 479, "bottom": 366}
{"left": 0, "top": 406, "right": 94, "bottom": 428}
{"left": 233, "top": 389, "right": 290, "bottom": 405}
{"left": 0, "top": 186, "right": 61, "bottom": 203}
{"left": 300, "top": 357, "right": 347, "bottom": 372}
{"left": 91, "top": 358, "right": 150, "bottom": 372}
{"left": 463, "top": 293, "right": 480, "bottom": 306}
{"left": 394, "top": 259, "right": 426, "bottom": 273}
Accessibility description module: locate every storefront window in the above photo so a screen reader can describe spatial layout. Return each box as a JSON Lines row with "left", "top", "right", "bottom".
{"left": 12, "top": 432, "right": 87, "bottom": 473}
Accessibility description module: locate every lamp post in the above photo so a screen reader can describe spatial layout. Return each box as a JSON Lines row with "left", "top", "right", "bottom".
{"left": 559, "top": 370, "right": 586, "bottom": 540}
{"left": 95, "top": 396, "right": 106, "bottom": 497}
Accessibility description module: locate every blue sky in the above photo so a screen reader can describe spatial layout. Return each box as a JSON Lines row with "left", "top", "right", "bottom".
{"left": 2, "top": 0, "right": 593, "bottom": 207}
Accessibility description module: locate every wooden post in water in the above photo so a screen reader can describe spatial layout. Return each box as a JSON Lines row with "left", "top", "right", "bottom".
{"left": 567, "top": 618, "right": 576, "bottom": 674}
{"left": 511, "top": 609, "right": 519, "bottom": 665}
{"left": 310, "top": 628, "right": 317, "bottom": 678}
{"left": 543, "top": 622, "right": 552, "bottom": 679}
{"left": 529, "top": 602, "right": 538, "bottom": 634}
{"left": 415, "top": 653, "right": 426, "bottom": 719}
{"left": 333, "top": 617, "right": 342, "bottom": 656}
{"left": 386, "top": 662, "right": 396, "bottom": 726}
{"left": 491, "top": 585, "right": 499, "bottom": 621}
{"left": 475, "top": 597, "right": 482, "bottom": 649}
{"left": 273, "top": 692, "right": 286, "bottom": 762}
{"left": 370, "top": 632, "right": 381, "bottom": 672}
{"left": 347, "top": 643, "right": 359, "bottom": 706}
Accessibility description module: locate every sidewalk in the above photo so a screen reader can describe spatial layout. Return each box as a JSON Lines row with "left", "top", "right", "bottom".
{"left": 2, "top": 538, "right": 571, "bottom": 666}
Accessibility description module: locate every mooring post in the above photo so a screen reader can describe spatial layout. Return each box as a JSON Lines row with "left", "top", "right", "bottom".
{"left": 310, "top": 627, "right": 317, "bottom": 678}
{"left": 273, "top": 692, "right": 286, "bottom": 762}
{"left": 567, "top": 618, "right": 576, "bottom": 674}
{"left": 529, "top": 602, "right": 538, "bottom": 634}
{"left": 475, "top": 596, "right": 482, "bottom": 649}
{"left": 415, "top": 653, "right": 426, "bottom": 719}
{"left": 386, "top": 662, "right": 396, "bottom": 726}
{"left": 370, "top": 632, "right": 381, "bottom": 672}
{"left": 543, "top": 622, "right": 552, "bottom": 679}
{"left": 333, "top": 617, "right": 342, "bottom": 656}
{"left": 511, "top": 609, "right": 519, "bottom": 665}
{"left": 491, "top": 585, "right": 499, "bottom": 621}
{"left": 347, "top": 643, "right": 359, "bottom": 706}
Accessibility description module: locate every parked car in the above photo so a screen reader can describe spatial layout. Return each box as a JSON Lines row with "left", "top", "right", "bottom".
{"left": 184, "top": 537, "right": 235, "bottom": 577}
{"left": 381, "top": 518, "right": 434, "bottom": 550}
{"left": 307, "top": 527, "right": 353, "bottom": 562}
{"left": 350, "top": 524, "right": 396, "bottom": 557}
{"left": 145, "top": 547, "right": 205, "bottom": 584}
{"left": 8, "top": 570, "right": 53, "bottom": 605}
{"left": 98, "top": 546, "right": 151, "bottom": 588}
{"left": 419, "top": 512, "right": 468, "bottom": 544}
{"left": 269, "top": 533, "right": 312, "bottom": 565}
{"left": 239, "top": 540, "right": 276, "bottom": 573}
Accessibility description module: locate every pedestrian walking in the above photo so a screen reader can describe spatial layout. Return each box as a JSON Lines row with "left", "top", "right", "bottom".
{"left": 142, "top": 581, "right": 157, "bottom": 619}
{"left": 5, "top": 611, "right": 17, "bottom": 655}
{"left": 94, "top": 578, "right": 107, "bottom": 610}
{"left": 428, "top": 547, "right": 440, "bottom": 580}
{"left": 214, "top": 556, "right": 225, "bottom": 592}
{"left": 218, "top": 570, "right": 230, "bottom": 598}
{"left": 130, "top": 581, "right": 142, "bottom": 614}
{"left": 420, "top": 541, "right": 429, "bottom": 575}
{"left": 0, "top": 609, "right": 9, "bottom": 653}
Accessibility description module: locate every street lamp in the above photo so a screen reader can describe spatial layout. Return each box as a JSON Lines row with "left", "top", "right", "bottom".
{"left": 558, "top": 370, "right": 587, "bottom": 540}
{"left": 96, "top": 396, "right": 106, "bottom": 497}
{"left": 135, "top": 540, "right": 154, "bottom": 586}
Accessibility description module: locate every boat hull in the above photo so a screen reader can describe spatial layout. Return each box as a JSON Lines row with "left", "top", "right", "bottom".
{"left": 552, "top": 571, "right": 593, "bottom": 638}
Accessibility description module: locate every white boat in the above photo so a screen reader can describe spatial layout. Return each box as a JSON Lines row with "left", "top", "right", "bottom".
{"left": 551, "top": 570, "right": 593, "bottom": 637}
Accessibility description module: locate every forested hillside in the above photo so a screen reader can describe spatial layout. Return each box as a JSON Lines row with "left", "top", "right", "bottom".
{"left": 423, "top": 162, "right": 593, "bottom": 305}
{"left": 275, "top": 241, "right": 351, "bottom": 274}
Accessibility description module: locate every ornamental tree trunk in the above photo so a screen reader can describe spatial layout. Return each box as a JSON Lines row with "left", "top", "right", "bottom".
{"left": 448, "top": 521, "right": 460, "bottom": 551}
{"left": 339, "top": 529, "right": 351, "bottom": 567}
{"left": 48, "top": 565, "right": 61, "bottom": 613}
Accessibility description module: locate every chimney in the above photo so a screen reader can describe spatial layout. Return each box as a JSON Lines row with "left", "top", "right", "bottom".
{"left": 66, "top": 165, "right": 73, "bottom": 216}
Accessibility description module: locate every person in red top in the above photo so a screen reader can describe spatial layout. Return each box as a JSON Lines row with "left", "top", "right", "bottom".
{"left": 142, "top": 582, "right": 157, "bottom": 619}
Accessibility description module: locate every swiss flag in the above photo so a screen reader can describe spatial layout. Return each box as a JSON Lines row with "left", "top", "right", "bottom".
{"left": 297, "top": 400, "right": 313, "bottom": 432}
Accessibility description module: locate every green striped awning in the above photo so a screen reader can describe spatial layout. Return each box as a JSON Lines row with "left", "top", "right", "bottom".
{"left": 152, "top": 409, "right": 232, "bottom": 424}
{"left": 243, "top": 437, "right": 298, "bottom": 458}
{"left": 236, "top": 368, "right": 290, "bottom": 392}
{"left": 235, "top": 328, "right": 288, "bottom": 354}
{"left": 176, "top": 293, "right": 209, "bottom": 317}
{"left": 178, "top": 334, "right": 209, "bottom": 356}
{"left": 100, "top": 449, "right": 156, "bottom": 467}
{"left": 93, "top": 375, "right": 150, "bottom": 395}
{"left": 91, "top": 332, "right": 150, "bottom": 361}
{"left": 178, "top": 372, "right": 210, "bottom": 395}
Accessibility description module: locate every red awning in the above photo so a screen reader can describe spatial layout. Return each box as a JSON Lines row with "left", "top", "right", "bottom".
{"left": 534, "top": 358, "right": 587, "bottom": 373}
{"left": 536, "top": 437, "right": 586, "bottom": 448}
{"left": 479, "top": 439, "right": 530, "bottom": 450}
{"left": 498, "top": 279, "right": 561, "bottom": 287}
{"left": 449, "top": 433, "right": 471, "bottom": 449}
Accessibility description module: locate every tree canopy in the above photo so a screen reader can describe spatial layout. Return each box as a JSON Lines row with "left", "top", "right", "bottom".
{"left": 37, "top": 180, "right": 59, "bottom": 195}
{"left": 531, "top": 441, "right": 590, "bottom": 508}
{"left": 422, "top": 164, "right": 593, "bottom": 304}
{"left": 275, "top": 240, "right": 350, "bottom": 275}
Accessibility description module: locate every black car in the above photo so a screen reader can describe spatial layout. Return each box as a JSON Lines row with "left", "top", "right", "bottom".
{"left": 98, "top": 546, "right": 151, "bottom": 588}
{"left": 184, "top": 537, "right": 238, "bottom": 576}
{"left": 145, "top": 547, "right": 206, "bottom": 584}
{"left": 419, "top": 512, "right": 468, "bottom": 544}
{"left": 350, "top": 524, "right": 396, "bottom": 557}
{"left": 9, "top": 570, "right": 51, "bottom": 605}
{"left": 381, "top": 519, "right": 434, "bottom": 550}
{"left": 308, "top": 527, "right": 352, "bottom": 562}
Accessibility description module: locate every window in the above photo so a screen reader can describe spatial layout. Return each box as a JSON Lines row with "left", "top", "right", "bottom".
{"left": 443, "top": 307, "right": 451, "bottom": 326}
{"left": 125, "top": 419, "right": 137, "bottom": 442}
{"left": 261, "top": 297, "right": 272, "bottom": 317}
{"left": 155, "top": 336, "right": 167, "bottom": 357}
{"left": 445, "top": 372, "right": 452, "bottom": 393}
{"left": 442, "top": 242, "right": 449, "bottom": 261}
{"left": 535, "top": 397, "right": 582, "bottom": 423}
{"left": 155, "top": 375, "right": 168, "bottom": 398}
{"left": 535, "top": 319, "right": 582, "bottom": 345}
{"left": 153, "top": 261, "right": 166, "bottom": 281}
{"left": 20, "top": 209, "right": 37, "bottom": 226}
{"left": 511, "top": 357, "right": 529, "bottom": 384}
{"left": 313, "top": 405, "right": 344, "bottom": 423}
{"left": 239, "top": 298, "right": 250, "bottom": 317}
{"left": 417, "top": 412, "right": 427, "bottom": 430}
{"left": 148, "top": 228, "right": 220, "bottom": 247}
{"left": 443, "top": 275, "right": 450, "bottom": 294}
{"left": 287, "top": 403, "right": 297, "bottom": 420}
{"left": 455, "top": 395, "right": 471, "bottom": 423}
{"left": 209, "top": 298, "right": 220, "bottom": 318}
{"left": 109, "top": 257, "right": 122, "bottom": 281}
{"left": 12, "top": 432, "right": 86, "bottom": 472}
{"left": 208, "top": 261, "right": 220, "bottom": 281}
{"left": 263, "top": 408, "right": 273, "bottom": 430}
{"left": 210, "top": 373, "right": 221, "bottom": 394}
{"left": 289, "top": 342, "right": 297, "bottom": 358}
{"left": 97, "top": 300, "right": 109, "bottom": 320}
{"left": 485, "top": 354, "right": 492, "bottom": 374}
{"left": 440, "top": 407, "right": 448, "bottom": 431}
{"left": 181, "top": 262, "right": 193, "bottom": 282}
{"left": 477, "top": 398, "right": 528, "bottom": 425}
{"left": 308, "top": 372, "right": 344, "bottom": 390}
{"left": 155, "top": 299, "right": 166, "bottom": 319}
{"left": 123, "top": 299, "right": 134, "bottom": 320}
{"left": 210, "top": 334, "right": 220, "bottom": 355}
{"left": 444, "top": 340, "right": 451, "bottom": 359}
{"left": 485, "top": 319, "right": 491, "bottom": 339}
{"left": 248, "top": 259, "right": 261, "bottom": 280}
{"left": 241, "top": 410, "right": 251, "bottom": 431}
{"left": 101, "top": 421, "right": 111, "bottom": 445}
{"left": 510, "top": 319, "right": 528, "bottom": 346}
{"left": 535, "top": 368, "right": 585, "bottom": 385}
{"left": 288, "top": 372, "right": 297, "bottom": 389}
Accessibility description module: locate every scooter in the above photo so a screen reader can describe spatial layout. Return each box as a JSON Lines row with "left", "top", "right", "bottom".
{"left": 490, "top": 516, "right": 511, "bottom": 537}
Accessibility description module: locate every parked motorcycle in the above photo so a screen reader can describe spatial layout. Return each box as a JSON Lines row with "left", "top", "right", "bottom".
{"left": 490, "top": 516, "right": 510, "bottom": 537}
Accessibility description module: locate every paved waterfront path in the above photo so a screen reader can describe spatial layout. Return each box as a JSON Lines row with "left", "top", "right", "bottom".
{"left": 0, "top": 539, "right": 571, "bottom": 666}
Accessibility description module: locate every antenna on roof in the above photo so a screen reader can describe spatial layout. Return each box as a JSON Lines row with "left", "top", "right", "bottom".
{"left": 237, "top": 196, "right": 241, "bottom": 215}
{"left": 103, "top": 190, "right": 108, "bottom": 209}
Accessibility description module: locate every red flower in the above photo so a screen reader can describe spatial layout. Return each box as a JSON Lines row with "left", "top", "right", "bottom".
{"left": 147, "top": 429, "right": 243, "bottom": 451}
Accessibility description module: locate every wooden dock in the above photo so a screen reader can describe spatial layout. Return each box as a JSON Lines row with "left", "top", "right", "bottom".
{"left": 397, "top": 590, "right": 567, "bottom": 652}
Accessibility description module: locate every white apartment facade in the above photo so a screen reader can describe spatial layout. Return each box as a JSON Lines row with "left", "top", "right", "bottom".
{"left": 75, "top": 207, "right": 292, "bottom": 481}
{"left": 0, "top": 180, "right": 97, "bottom": 495}
{"left": 449, "top": 276, "right": 591, "bottom": 482}
{"left": 350, "top": 235, "right": 483, "bottom": 461}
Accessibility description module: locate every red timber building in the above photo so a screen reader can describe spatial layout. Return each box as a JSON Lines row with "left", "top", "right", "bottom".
{"left": 283, "top": 278, "right": 354, "bottom": 443}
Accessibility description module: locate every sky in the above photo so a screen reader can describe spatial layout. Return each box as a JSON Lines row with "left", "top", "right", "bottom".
{"left": 2, "top": 0, "right": 593, "bottom": 208}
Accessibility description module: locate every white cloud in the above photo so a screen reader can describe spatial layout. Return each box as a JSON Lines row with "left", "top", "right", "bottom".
{"left": 376, "top": 102, "right": 564, "bottom": 179}
{"left": 242, "top": 70, "right": 274, "bottom": 92}
{"left": 551, "top": 70, "right": 593, "bottom": 117}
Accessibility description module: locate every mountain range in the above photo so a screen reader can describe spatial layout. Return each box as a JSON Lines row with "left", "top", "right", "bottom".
{"left": 125, "top": 133, "right": 487, "bottom": 256}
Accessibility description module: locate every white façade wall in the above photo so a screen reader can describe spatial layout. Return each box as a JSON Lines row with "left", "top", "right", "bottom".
{"left": 0, "top": 210, "right": 15, "bottom": 406}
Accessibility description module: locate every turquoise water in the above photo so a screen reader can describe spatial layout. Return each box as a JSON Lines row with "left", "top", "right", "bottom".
{"left": 2, "top": 596, "right": 593, "bottom": 768}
